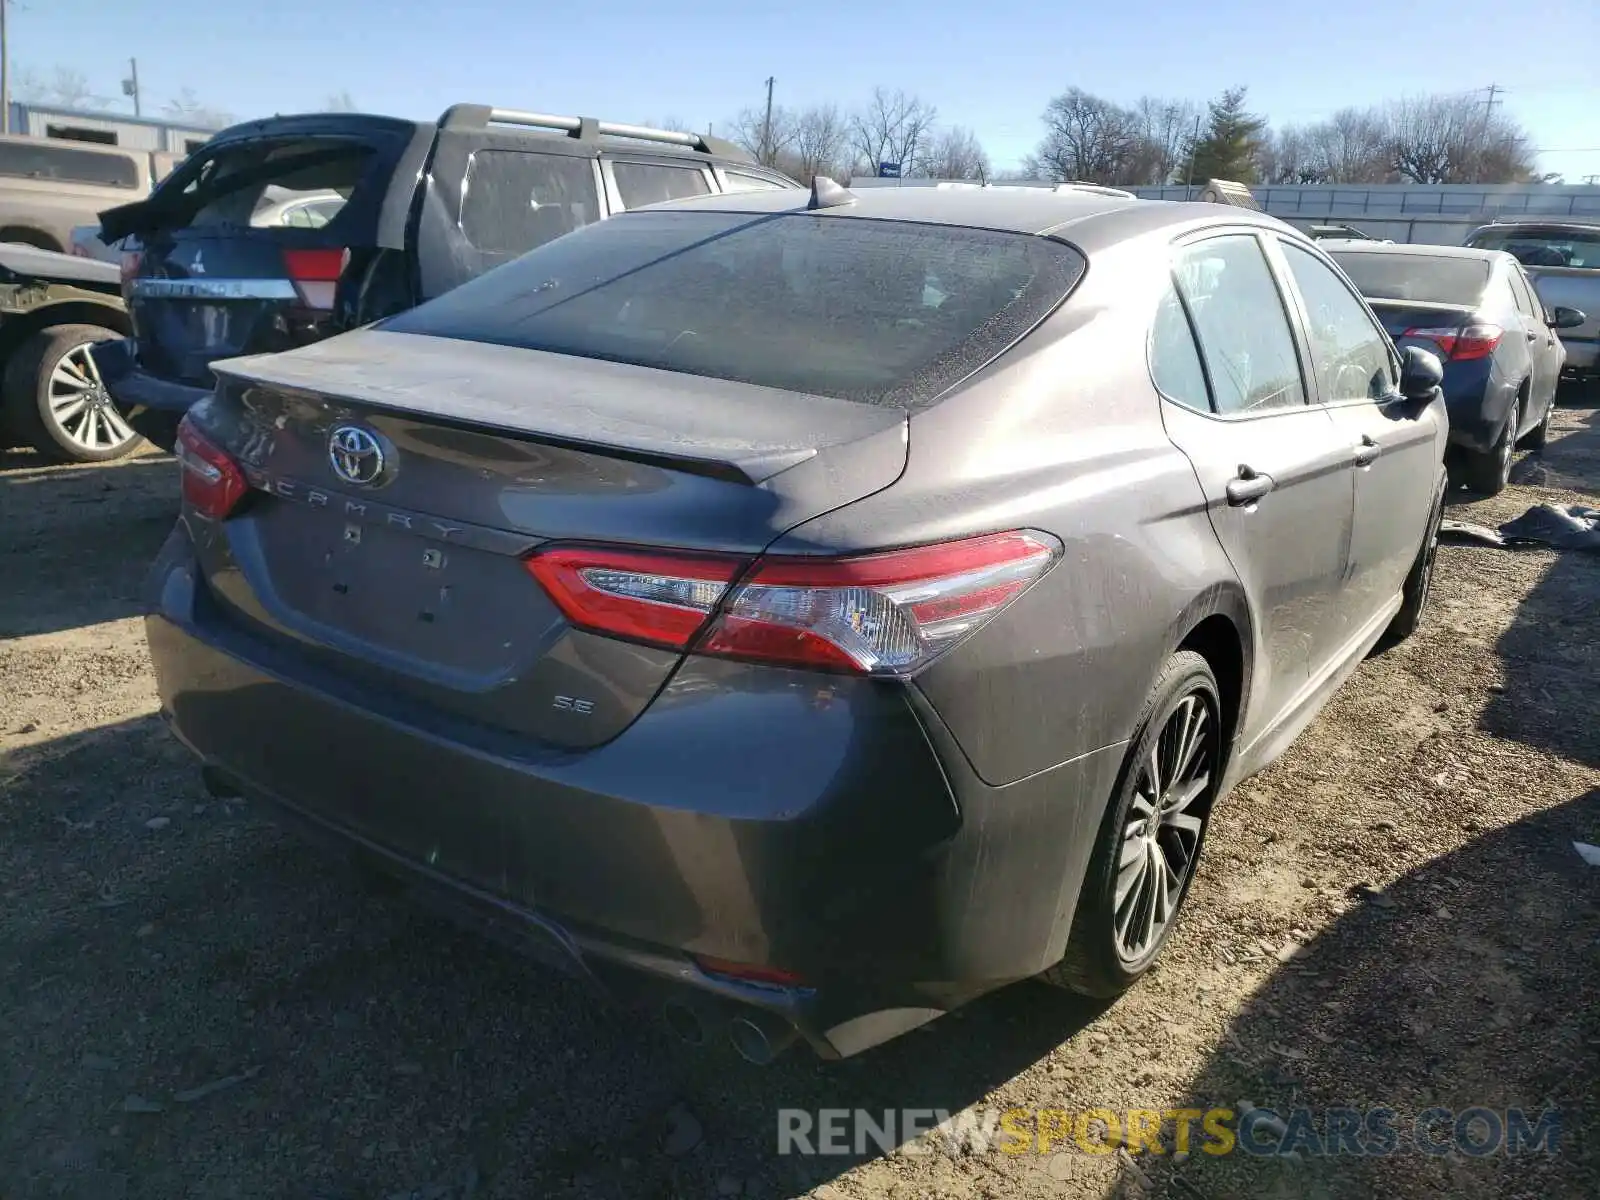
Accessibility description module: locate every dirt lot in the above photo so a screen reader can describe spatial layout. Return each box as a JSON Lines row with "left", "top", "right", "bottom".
{"left": 2, "top": 402, "right": 1597, "bottom": 1200}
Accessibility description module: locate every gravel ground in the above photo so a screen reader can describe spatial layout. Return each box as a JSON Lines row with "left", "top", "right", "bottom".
{"left": 2, "top": 400, "right": 1597, "bottom": 1200}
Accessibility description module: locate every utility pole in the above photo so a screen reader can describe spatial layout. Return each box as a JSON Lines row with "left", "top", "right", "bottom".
{"left": 123, "top": 57, "right": 142, "bottom": 117}
{"left": 1183, "top": 113, "right": 1202, "bottom": 194}
{"left": 1482, "top": 83, "right": 1503, "bottom": 121}
{"left": 1, "top": 0, "right": 9, "bottom": 135}
{"left": 761, "top": 76, "right": 775, "bottom": 165}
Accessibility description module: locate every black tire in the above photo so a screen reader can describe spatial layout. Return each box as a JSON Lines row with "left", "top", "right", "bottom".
{"left": 1456, "top": 392, "right": 1519, "bottom": 496}
{"left": 1379, "top": 488, "right": 1443, "bottom": 647}
{"left": 1041, "top": 650, "right": 1223, "bottom": 998}
{"left": 1, "top": 325, "right": 141, "bottom": 464}
{"left": 1521, "top": 396, "right": 1554, "bottom": 452}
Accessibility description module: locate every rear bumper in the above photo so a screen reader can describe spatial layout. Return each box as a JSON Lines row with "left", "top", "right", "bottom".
{"left": 144, "top": 529, "right": 1121, "bottom": 1057}
{"left": 1440, "top": 362, "right": 1512, "bottom": 453}
{"left": 95, "top": 339, "right": 210, "bottom": 451}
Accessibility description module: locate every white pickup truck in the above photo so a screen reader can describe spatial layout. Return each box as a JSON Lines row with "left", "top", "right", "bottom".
{"left": 1465, "top": 221, "right": 1600, "bottom": 383}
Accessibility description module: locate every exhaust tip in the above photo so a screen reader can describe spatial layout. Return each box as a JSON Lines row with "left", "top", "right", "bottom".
{"left": 662, "top": 1000, "right": 707, "bottom": 1047}
{"left": 729, "top": 1013, "right": 798, "bottom": 1066}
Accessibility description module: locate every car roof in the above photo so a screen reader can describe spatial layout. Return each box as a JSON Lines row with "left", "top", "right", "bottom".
{"left": 649, "top": 185, "right": 1293, "bottom": 250}
{"left": 1323, "top": 241, "right": 1508, "bottom": 263}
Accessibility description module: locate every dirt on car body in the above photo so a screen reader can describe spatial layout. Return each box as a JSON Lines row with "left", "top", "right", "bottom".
{"left": 2, "top": 405, "right": 1597, "bottom": 1200}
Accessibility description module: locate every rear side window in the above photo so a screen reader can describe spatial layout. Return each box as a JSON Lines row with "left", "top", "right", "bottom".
{"left": 611, "top": 161, "right": 711, "bottom": 209}
{"left": 723, "top": 171, "right": 787, "bottom": 194}
{"left": 172, "top": 137, "right": 374, "bottom": 230}
{"left": 1329, "top": 251, "right": 1490, "bottom": 305}
{"left": 0, "top": 140, "right": 138, "bottom": 188}
{"left": 460, "top": 150, "right": 599, "bottom": 256}
{"left": 1507, "top": 269, "right": 1542, "bottom": 320}
{"left": 1174, "top": 235, "right": 1306, "bottom": 415}
{"left": 386, "top": 210, "right": 1085, "bottom": 407}
{"left": 1150, "top": 282, "right": 1209, "bottom": 411}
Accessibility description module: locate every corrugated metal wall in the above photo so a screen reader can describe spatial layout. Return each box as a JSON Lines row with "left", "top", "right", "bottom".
{"left": 7, "top": 102, "right": 216, "bottom": 154}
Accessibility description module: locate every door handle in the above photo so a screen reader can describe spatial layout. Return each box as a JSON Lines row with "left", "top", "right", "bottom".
{"left": 1353, "top": 434, "right": 1381, "bottom": 467}
{"left": 1527, "top": 330, "right": 1539, "bottom": 341}
{"left": 1225, "top": 465, "right": 1275, "bottom": 507}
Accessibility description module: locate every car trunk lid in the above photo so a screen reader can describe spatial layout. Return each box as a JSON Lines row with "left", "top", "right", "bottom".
{"left": 190, "top": 328, "right": 908, "bottom": 749}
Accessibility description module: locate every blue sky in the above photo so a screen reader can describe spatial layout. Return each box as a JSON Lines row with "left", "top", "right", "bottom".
{"left": 13, "top": 0, "right": 1600, "bottom": 181}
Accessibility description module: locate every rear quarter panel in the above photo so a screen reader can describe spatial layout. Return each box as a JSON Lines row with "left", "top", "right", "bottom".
{"left": 768, "top": 235, "right": 1248, "bottom": 789}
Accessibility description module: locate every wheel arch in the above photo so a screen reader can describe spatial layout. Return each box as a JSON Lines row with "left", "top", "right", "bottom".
{"left": 0, "top": 225, "right": 63, "bottom": 253}
{"left": 0, "top": 301, "right": 129, "bottom": 372}
{"left": 1168, "top": 587, "right": 1252, "bottom": 779}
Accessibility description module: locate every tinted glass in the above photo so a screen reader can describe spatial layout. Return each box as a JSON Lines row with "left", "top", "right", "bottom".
{"left": 612, "top": 162, "right": 711, "bottom": 209}
{"left": 387, "top": 210, "right": 1085, "bottom": 407}
{"left": 0, "top": 140, "right": 138, "bottom": 188}
{"left": 1150, "top": 282, "right": 1209, "bottom": 411}
{"left": 1282, "top": 243, "right": 1397, "bottom": 403}
{"left": 1331, "top": 251, "right": 1491, "bottom": 305}
{"left": 1468, "top": 228, "right": 1600, "bottom": 269}
{"left": 1174, "top": 236, "right": 1306, "bottom": 415}
{"left": 723, "top": 171, "right": 787, "bottom": 193}
{"left": 461, "top": 151, "right": 598, "bottom": 256}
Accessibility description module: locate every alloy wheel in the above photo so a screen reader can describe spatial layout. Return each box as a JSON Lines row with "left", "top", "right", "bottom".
{"left": 1497, "top": 399, "right": 1519, "bottom": 488}
{"left": 47, "top": 341, "right": 137, "bottom": 456}
{"left": 1114, "top": 691, "right": 1215, "bottom": 964}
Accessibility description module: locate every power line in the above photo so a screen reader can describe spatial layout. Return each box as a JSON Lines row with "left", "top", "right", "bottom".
{"left": 1482, "top": 83, "right": 1504, "bottom": 119}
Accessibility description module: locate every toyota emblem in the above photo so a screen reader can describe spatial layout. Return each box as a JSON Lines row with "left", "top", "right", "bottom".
{"left": 328, "top": 424, "right": 387, "bottom": 486}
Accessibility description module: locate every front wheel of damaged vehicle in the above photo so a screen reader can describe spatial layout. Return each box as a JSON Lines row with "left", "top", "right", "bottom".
{"left": 2, "top": 325, "right": 142, "bottom": 463}
{"left": 1041, "top": 650, "right": 1222, "bottom": 999}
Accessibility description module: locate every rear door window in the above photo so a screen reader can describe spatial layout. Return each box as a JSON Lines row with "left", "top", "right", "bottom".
{"left": 1173, "top": 235, "right": 1307, "bottom": 415}
{"left": 460, "top": 150, "right": 600, "bottom": 256}
{"left": 386, "top": 209, "right": 1085, "bottom": 407}
{"left": 0, "top": 140, "right": 139, "bottom": 188}
{"left": 610, "top": 161, "right": 712, "bottom": 210}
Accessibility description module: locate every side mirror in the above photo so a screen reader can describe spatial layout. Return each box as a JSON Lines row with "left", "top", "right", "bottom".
{"left": 1399, "top": 345, "right": 1444, "bottom": 401}
{"left": 1550, "top": 305, "right": 1587, "bottom": 330}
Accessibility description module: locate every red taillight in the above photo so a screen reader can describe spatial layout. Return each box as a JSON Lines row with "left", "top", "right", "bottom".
{"left": 175, "top": 415, "right": 247, "bottom": 519}
{"left": 282, "top": 247, "right": 346, "bottom": 311}
{"left": 523, "top": 530, "right": 1060, "bottom": 676}
{"left": 693, "top": 955, "right": 807, "bottom": 987}
{"left": 1404, "top": 323, "right": 1502, "bottom": 362}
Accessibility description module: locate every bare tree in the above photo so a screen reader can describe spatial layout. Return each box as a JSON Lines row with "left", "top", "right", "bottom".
{"left": 640, "top": 114, "right": 696, "bottom": 134}
{"left": 1031, "top": 89, "right": 1149, "bottom": 186}
{"left": 1383, "top": 94, "right": 1536, "bottom": 184}
{"left": 919, "top": 126, "right": 989, "bottom": 180}
{"left": 1132, "top": 97, "right": 1200, "bottom": 184}
{"left": 14, "top": 65, "right": 110, "bottom": 110}
{"left": 1309, "top": 107, "right": 1389, "bottom": 183}
{"left": 1258, "top": 125, "right": 1325, "bottom": 184}
{"left": 324, "top": 91, "right": 359, "bottom": 113}
{"left": 163, "top": 88, "right": 234, "bottom": 130}
{"left": 786, "top": 104, "right": 850, "bottom": 183}
{"left": 849, "top": 88, "right": 937, "bottom": 177}
{"left": 729, "top": 103, "right": 796, "bottom": 168}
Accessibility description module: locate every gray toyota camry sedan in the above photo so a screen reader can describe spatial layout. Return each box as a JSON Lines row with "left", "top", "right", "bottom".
{"left": 146, "top": 181, "right": 1448, "bottom": 1062}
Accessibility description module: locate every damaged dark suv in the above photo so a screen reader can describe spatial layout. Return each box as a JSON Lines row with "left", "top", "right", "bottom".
{"left": 95, "top": 105, "right": 797, "bottom": 451}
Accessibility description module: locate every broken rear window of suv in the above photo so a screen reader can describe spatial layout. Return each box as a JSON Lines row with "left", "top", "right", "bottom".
{"left": 383, "top": 210, "right": 1085, "bottom": 407}
{"left": 156, "top": 137, "right": 377, "bottom": 231}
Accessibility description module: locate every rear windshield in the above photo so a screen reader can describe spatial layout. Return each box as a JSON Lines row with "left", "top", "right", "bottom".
{"left": 0, "top": 140, "right": 139, "bottom": 188}
{"left": 160, "top": 136, "right": 375, "bottom": 231}
{"left": 1466, "top": 228, "right": 1600, "bottom": 269}
{"left": 383, "top": 210, "right": 1084, "bottom": 406}
{"left": 1330, "top": 251, "right": 1491, "bottom": 305}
